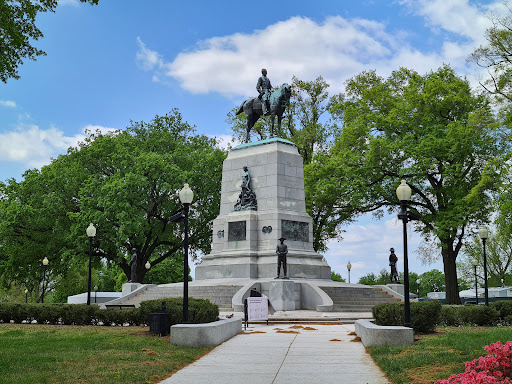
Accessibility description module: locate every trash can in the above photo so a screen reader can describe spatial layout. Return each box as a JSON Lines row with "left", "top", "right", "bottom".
{"left": 149, "top": 302, "right": 168, "bottom": 335}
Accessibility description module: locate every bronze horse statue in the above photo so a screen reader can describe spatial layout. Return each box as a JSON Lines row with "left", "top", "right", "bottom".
{"left": 236, "top": 83, "right": 291, "bottom": 143}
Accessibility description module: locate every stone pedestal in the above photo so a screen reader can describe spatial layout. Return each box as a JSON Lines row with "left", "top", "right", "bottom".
{"left": 269, "top": 280, "right": 295, "bottom": 310}
{"left": 387, "top": 283, "right": 404, "bottom": 296}
{"left": 122, "top": 283, "right": 141, "bottom": 297}
{"left": 195, "top": 138, "right": 331, "bottom": 280}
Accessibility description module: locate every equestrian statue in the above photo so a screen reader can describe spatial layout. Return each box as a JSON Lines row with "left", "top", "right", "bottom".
{"left": 236, "top": 68, "right": 292, "bottom": 143}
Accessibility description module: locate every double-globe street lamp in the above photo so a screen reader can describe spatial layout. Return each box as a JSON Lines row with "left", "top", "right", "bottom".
{"left": 86, "top": 223, "right": 97, "bottom": 305}
{"left": 478, "top": 226, "right": 489, "bottom": 306}
{"left": 41, "top": 256, "right": 49, "bottom": 303}
{"left": 472, "top": 258, "right": 479, "bottom": 305}
{"left": 396, "top": 179, "right": 420, "bottom": 328}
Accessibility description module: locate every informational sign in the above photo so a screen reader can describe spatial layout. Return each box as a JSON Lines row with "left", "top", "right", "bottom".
{"left": 247, "top": 297, "right": 268, "bottom": 321}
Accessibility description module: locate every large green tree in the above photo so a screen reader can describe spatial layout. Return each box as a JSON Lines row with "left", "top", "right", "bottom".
{"left": 0, "top": 0, "right": 99, "bottom": 83}
{"left": 326, "top": 65, "right": 507, "bottom": 304}
{"left": 0, "top": 110, "right": 226, "bottom": 298}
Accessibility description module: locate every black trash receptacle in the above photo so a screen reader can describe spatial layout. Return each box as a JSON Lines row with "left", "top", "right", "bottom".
{"left": 149, "top": 302, "right": 168, "bottom": 335}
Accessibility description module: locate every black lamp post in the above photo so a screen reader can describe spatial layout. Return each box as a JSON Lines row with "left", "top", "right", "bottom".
{"left": 416, "top": 279, "right": 420, "bottom": 298}
{"left": 472, "top": 258, "right": 478, "bottom": 305}
{"left": 86, "top": 223, "right": 97, "bottom": 306}
{"left": 178, "top": 182, "right": 194, "bottom": 323}
{"left": 94, "top": 285, "right": 98, "bottom": 304}
{"left": 25, "top": 289, "right": 28, "bottom": 304}
{"left": 41, "top": 257, "right": 49, "bottom": 303}
{"left": 347, "top": 261, "right": 352, "bottom": 284}
{"left": 396, "top": 179, "right": 413, "bottom": 328}
{"left": 479, "top": 226, "right": 489, "bottom": 306}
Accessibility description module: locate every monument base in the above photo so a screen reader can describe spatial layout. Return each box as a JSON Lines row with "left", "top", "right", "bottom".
{"left": 269, "top": 279, "right": 295, "bottom": 310}
{"left": 122, "top": 283, "right": 142, "bottom": 297}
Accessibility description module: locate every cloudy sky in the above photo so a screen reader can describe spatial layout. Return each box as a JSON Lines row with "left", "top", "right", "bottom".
{"left": 0, "top": 0, "right": 503, "bottom": 282}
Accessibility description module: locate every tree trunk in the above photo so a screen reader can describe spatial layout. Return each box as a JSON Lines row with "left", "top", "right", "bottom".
{"left": 442, "top": 244, "right": 460, "bottom": 304}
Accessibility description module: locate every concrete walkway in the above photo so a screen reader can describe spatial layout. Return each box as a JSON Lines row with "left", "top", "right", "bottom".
{"left": 160, "top": 323, "right": 390, "bottom": 384}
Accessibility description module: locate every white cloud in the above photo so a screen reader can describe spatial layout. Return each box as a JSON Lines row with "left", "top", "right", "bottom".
{"left": 59, "top": 0, "right": 80, "bottom": 7}
{"left": 135, "top": 8, "right": 504, "bottom": 98}
{"left": 0, "top": 124, "right": 117, "bottom": 169}
{"left": 0, "top": 100, "right": 16, "bottom": 108}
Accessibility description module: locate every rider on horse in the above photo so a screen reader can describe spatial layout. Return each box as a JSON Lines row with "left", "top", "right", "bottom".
{"left": 256, "top": 68, "right": 272, "bottom": 116}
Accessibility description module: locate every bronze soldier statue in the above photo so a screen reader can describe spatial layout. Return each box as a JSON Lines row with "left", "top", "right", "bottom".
{"left": 389, "top": 248, "right": 399, "bottom": 283}
{"left": 276, "top": 237, "right": 288, "bottom": 279}
{"left": 256, "top": 68, "right": 272, "bottom": 116}
{"left": 129, "top": 247, "right": 138, "bottom": 283}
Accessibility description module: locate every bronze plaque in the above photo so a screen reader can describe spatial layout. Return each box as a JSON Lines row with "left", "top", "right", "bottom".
{"left": 228, "top": 221, "right": 246, "bottom": 241}
{"left": 282, "top": 220, "right": 309, "bottom": 242}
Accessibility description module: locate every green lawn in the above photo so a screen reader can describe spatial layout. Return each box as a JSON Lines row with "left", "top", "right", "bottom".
{"left": 0, "top": 324, "right": 212, "bottom": 384}
{"left": 369, "top": 326, "right": 512, "bottom": 384}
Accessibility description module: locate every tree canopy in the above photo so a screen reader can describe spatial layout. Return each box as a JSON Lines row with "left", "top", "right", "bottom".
{"left": 326, "top": 65, "right": 508, "bottom": 304}
{"left": 0, "top": 110, "right": 226, "bottom": 300}
{"left": 0, "top": 0, "right": 99, "bottom": 83}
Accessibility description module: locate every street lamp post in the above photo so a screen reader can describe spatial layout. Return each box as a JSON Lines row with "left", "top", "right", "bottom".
{"left": 25, "top": 289, "right": 28, "bottom": 303}
{"left": 472, "top": 258, "right": 479, "bottom": 305}
{"left": 86, "top": 223, "right": 97, "bottom": 306}
{"left": 41, "top": 257, "right": 49, "bottom": 303}
{"left": 178, "top": 182, "right": 194, "bottom": 323}
{"left": 416, "top": 279, "right": 420, "bottom": 298}
{"left": 94, "top": 285, "right": 98, "bottom": 304}
{"left": 479, "top": 226, "right": 489, "bottom": 306}
{"left": 347, "top": 261, "right": 352, "bottom": 284}
{"left": 396, "top": 179, "right": 413, "bottom": 328}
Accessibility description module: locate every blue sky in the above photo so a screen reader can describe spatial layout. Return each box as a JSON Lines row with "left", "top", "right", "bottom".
{"left": 0, "top": 0, "right": 503, "bottom": 282}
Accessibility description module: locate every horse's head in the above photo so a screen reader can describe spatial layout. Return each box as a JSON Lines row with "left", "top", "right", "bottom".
{"left": 278, "top": 83, "right": 291, "bottom": 105}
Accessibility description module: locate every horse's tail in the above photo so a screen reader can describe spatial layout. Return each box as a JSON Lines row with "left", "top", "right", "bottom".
{"left": 236, "top": 101, "right": 246, "bottom": 115}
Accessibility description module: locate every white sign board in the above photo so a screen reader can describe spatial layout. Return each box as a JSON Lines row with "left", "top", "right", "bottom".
{"left": 247, "top": 297, "right": 268, "bottom": 321}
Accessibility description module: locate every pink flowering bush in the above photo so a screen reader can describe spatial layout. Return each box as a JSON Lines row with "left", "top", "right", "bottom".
{"left": 435, "top": 341, "right": 512, "bottom": 384}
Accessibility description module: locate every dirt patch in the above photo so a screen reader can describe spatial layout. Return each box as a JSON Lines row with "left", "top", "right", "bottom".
{"left": 350, "top": 336, "right": 361, "bottom": 342}
{"left": 240, "top": 331, "right": 266, "bottom": 334}
{"left": 407, "top": 362, "right": 463, "bottom": 384}
{"left": 276, "top": 330, "right": 299, "bottom": 334}
{"left": 330, "top": 339, "right": 342, "bottom": 342}
{"left": 289, "top": 325, "right": 303, "bottom": 329}
{"left": 143, "top": 361, "right": 157, "bottom": 366}
{"left": 303, "top": 327, "right": 317, "bottom": 331}
{"left": 348, "top": 331, "right": 357, "bottom": 336}
{"left": 142, "top": 348, "right": 159, "bottom": 356}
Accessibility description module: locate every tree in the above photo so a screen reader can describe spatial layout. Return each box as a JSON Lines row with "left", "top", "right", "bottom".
{"left": 327, "top": 65, "right": 507, "bottom": 304}
{"left": 418, "top": 270, "right": 445, "bottom": 297}
{"left": 330, "top": 271, "right": 346, "bottom": 282}
{"left": 459, "top": 227, "right": 512, "bottom": 286}
{"left": 469, "top": 5, "right": 512, "bottom": 120}
{"left": 0, "top": 110, "right": 226, "bottom": 294}
{"left": 0, "top": 0, "right": 99, "bottom": 83}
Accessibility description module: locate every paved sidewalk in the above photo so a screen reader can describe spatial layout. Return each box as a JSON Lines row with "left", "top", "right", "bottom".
{"left": 160, "top": 323, "right": 390, "bottom": 384}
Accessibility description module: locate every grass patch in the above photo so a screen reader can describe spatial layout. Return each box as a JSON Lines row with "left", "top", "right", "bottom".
{"left": 369, "top": 326, "right": 512, "bottom": 384}
{"left": 0, "top": 323, "right": 212, "bottom": 384}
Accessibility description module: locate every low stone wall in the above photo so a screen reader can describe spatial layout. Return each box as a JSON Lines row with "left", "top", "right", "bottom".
{"left": 355, "top": 319, "right": 414, "bottom": 347}
{"left": 170, "top": 318, "right": 242, "bottom": 347}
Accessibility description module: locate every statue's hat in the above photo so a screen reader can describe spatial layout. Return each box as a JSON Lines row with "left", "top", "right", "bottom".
{"left": 279, "top": 237, "right": 286, "bottom": 241}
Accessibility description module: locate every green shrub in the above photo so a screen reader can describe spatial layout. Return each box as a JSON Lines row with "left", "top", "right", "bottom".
{"left": 410, "top": 300, "right": 441, "bottom": 333}
{"left": 439, "top": 305, "right": 457, "bottom": 326}
{"left": 372, "top": 302, "right": 403, "bottom": 326}
{"left": 139, "top": 298, "right": 219, "bottom": 327}
{"left": 31, "top": 304, "right": 63, "bottom": 324}
{"left": 491, "top": 301, "right": 512, "bottom": 322}
{"left": 373, "top": 301, "right": 442, "bottom": 333}
{"left": 455, "top": 305, "right": 498, "bottom": 326}
{"left": 61, "top": 305, "right": 98, "bottom": 325}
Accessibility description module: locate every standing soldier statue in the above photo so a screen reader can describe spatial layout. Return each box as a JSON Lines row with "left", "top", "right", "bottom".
{"left": 129, "top": 247, "right": 138, "bottom": 283}
{"left": 389, "top": 247, "right": 400, "bottom": 283}
{"left": 276, "top": 237, "right": 288, "bottom": 279}
{"left": 256, "top": 68, "right": 272, "bottom": 116}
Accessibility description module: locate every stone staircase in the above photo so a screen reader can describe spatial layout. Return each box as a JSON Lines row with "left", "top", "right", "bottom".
{"left": 319, "top": 286, "right": 401, "bottom": 312}
{"left": 110, "top": 284, "right": 243, "bottom": 311}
